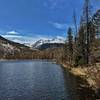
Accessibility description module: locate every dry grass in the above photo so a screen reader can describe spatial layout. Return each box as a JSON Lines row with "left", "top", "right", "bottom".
{"left": 63, "top": 62, "right": 100, "bottom": 89}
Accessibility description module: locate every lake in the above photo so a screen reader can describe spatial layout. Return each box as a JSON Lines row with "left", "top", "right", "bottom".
{"left": 0, "top": 60, "right": 78, "bottom": 100}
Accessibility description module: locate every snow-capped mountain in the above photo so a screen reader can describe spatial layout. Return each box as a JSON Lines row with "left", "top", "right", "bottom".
{"left": 32, "top": 37, "right": 65, "bottom": 49}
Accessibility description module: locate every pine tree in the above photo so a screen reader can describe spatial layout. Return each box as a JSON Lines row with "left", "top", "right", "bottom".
{"left": 93, "top": 9, "right": 100, "bottom": 39}
{"left": 67, "top": 27, "right": 73, "bottom": 64}
{"left": 74, "top": 0, "right": 96, "bottom": 66}
{"left": 75, "top": 24, "right": 87, "bottom": 65}
{"left": 78, "top": 0, "right": 93, "bottom": 65}
{"left": 73, "top": 10, "right": 78, "bottom": 42}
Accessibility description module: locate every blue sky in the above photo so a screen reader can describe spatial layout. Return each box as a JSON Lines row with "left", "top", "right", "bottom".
{"left": 0, "top": 0, "right": 100, "bottom": 43}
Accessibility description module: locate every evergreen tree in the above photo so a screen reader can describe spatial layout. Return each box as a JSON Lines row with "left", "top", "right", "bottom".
{"left": 75, "top": 0, "right": 94, "bottom": 65}
{"left": 75, "top": 24, "right": 87, "bottom": 65}
{"left": 92, "top": 9, "right": 100, "bottom": 39}
{"left": 73, "top": 10, "right": 78, "bottom": 42}
{"left": 67, "top": 27, "right": 73, "bottom": 64}
{"left": 82, "top": 0, "right": 97, "bottom": 64}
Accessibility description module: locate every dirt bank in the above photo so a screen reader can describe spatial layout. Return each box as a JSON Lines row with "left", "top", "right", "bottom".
{"left": 62, "top": 62, "right": 100, "bottom": 100}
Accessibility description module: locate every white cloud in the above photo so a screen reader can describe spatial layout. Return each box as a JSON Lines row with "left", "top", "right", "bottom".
{"left": 1, "top": 30, "right": 65, "bottom": 45}
{"left": 56, "top": 36, "right": 65, "bottom": 40}
{"left": 49, "top": 22, "right": 68, "bottom": 30}
{"left": 11, "top": 39, "right": 24, "bottom": 44}
{"left": 2, "top": 34, "right": 22, "bottom": 38}
{"left": 43, "top": 0, "right": 57, "bottom": 9}
{"left": 1, "top": 34, "right": 40, "bottom": 44}
{"left": 1, "top": 31, "right": 52, "bottom": 44}
{"left": 43, "top": 0, "right": 66, "bottom": 10}
{"left": 7, "top": 31, "right": 20, "bottom": 35}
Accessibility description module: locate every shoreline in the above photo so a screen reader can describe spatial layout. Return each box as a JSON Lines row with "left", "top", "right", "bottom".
{"left": 0, "top": 59, "right": 55, "bottom": 61}
{"left": 61, "top": 62, "right": 100, "bottom": 100}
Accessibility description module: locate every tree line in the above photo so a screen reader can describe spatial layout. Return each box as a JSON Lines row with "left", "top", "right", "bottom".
{"left": 63, "top": 0, "right": 100, "bottom": 66}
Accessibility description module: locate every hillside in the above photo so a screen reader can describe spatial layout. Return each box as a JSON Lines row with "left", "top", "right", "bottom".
{"left": 0, "top": 35, "right": 38, "bottom": 59}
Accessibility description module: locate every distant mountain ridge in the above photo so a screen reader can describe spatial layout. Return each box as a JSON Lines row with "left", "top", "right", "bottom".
{"left": 32, "top": 37, "right": 65, "bottom": 50}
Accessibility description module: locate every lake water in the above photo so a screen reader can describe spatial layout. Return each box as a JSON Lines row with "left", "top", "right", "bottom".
{"left": 0, "top": 60, "right": 78, "bottom": 100}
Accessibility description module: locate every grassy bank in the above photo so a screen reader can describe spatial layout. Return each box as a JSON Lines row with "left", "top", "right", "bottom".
{"left": 61, "top": 62, "right": 100, "bottom": 100}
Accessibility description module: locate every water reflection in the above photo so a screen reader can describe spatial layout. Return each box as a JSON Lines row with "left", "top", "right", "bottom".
{"left": 0, "top": 60, "right": 78, "bottom": 100}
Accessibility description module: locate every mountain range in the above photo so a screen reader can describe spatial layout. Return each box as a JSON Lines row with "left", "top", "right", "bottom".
{"left": 0, "top": 35, "right": 65, "bottom": 58}
{"left": 32, "top": 37, "right": 65, "bottom": 49}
